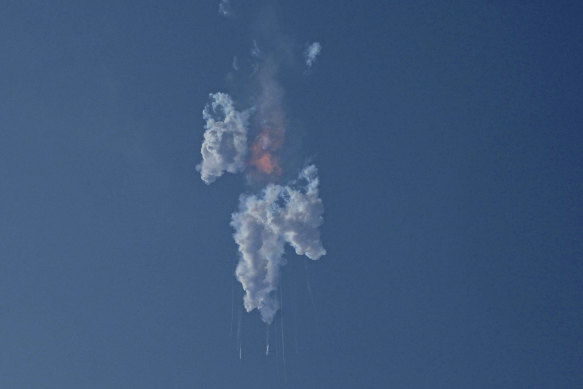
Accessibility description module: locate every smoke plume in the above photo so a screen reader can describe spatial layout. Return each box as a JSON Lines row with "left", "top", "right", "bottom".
{"left": 197, "top": 3, "right": 326, "bottom": 324}
{"left": 231, "top": 165, "right": 326, "bottom": 324}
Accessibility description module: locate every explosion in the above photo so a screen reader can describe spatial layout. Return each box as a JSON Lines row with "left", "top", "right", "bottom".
{"left": 196, "top": 10, "right": 325, "bottom": 326}
{"left": 249, "top": 128, "right": 284, "bottom": 180}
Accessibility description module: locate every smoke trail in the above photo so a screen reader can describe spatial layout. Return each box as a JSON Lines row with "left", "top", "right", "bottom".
{"left": 230, "top": 258, "right": 236, "bottom": 336}
{"left": 231, "top": 165, "right": 326, "bottom": 324}
{"left": 236, "top": 304, "right": 242, "bottom": 356}
{"left": 305, "top": 259, "right": 317, "bottom": 313}
{"left": 265, "top": 324, "right": 270, "bottom": 356}
{"left": 280, "top": 278, "right": 287, "bottom": 383}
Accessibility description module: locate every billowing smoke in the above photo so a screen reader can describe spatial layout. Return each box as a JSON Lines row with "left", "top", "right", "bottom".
{"left": 196, "top": 93, "right": 251, "bottom": 185}
{"left": 304, "top": 42, "right": 322, "bottom": 69}
{"left": 231, "top": 165, "right": 326, "bottom": 323}
{"left": 197, "top": 3, "right": 326, "bottom": 324}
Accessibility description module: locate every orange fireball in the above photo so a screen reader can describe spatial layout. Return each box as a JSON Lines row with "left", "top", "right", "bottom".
{"left": 249, "top": 128, "right": 284, "bottom": 179}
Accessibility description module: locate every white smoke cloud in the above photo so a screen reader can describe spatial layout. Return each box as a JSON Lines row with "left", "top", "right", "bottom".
{"left": 304, "top": 42, "right": 322, "bottom": 69}
{"left": 231, "top": 165, "right": 326, "bottom": 323}
{"left": 196, "top": 93, "right": 251, "bottom": 184}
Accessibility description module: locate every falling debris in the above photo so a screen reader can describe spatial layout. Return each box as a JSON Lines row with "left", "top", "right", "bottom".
{"left": 265, "top": 325, "right": 271, "bottom": 355}
{"left": 280, "top": 282, "right": 287, "bottom": 383}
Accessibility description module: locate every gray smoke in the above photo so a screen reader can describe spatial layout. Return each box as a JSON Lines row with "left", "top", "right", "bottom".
{"left": 196, "top": 93, "right": 251, "bottom": 184}
{"left": 231, "top": 165, "right": 326, "bottom": 324}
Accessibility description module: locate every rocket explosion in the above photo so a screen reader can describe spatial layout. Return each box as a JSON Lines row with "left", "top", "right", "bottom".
{"left": 197, "top": 3, "right": 325, "bottom": 326}
{"left": 249, "top": 128, "right": 284, "bottom": 180}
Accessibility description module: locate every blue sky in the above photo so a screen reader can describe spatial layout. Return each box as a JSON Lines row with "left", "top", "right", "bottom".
{"left": 1, "top": 1, "right": 582, "bottom": 388}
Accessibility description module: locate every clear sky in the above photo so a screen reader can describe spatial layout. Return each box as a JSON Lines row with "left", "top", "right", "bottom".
{"left": 1, "top": 1, "right": 582, "bottom": 388}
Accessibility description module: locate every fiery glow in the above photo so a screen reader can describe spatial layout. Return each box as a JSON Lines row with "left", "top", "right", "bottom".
{"left": 249, "top": 128, "right": 284, "bottom": 180}
{"left": 254, "top": 153, "right": 280, "bottom": 175}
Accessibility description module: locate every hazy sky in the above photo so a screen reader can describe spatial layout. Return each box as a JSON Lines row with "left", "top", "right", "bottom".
{"left": 1, "top": 1, "right": 582, "bottom": 388}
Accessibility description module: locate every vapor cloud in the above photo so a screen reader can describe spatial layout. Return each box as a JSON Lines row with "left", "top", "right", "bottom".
{"left": 196, "top": 93, "right": 251, "bottom": 184}
{"left": 304, "top": 42, "right": 322, "bottom": 69}
{"left": 231, "top": 165, "right": 326, "bottom": 323}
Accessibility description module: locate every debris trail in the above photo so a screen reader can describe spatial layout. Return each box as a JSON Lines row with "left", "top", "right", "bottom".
{"left": 265, "top": 324, "right": 271, "bottom": 356}
{"left": 230, "top": 258, "right": 236, "bottom": 336}
{"left": 293, "top": 273, "right": 299, "bottom": 354}
{"left": 280, "top": 279, "right": 287, "bottom": 383}
{"left": 305, "top": 259, "right": 317, "bottom": 313}
{"left": 236, "top": 305, "right": 242, "bottom": 358}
